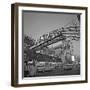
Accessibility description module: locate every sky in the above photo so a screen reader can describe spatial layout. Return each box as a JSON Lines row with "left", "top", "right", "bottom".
{"left": 23, "top": 11, "right": 79, "bottom": 40}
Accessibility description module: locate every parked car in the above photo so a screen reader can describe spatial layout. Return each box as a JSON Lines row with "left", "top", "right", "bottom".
{"left": 37, "top": 65, "right": 45, "bottom": 72}
{"left": 63, "top": 64, "right": 73, "bottom": 70}
{"left": 37, "top": 62, "right": 55, "bottom": 72}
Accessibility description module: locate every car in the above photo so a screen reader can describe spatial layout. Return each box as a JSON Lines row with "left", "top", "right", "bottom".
{"left": 63, "top": 64, "right": 73, "bottom": 70}
{"left": 37, "top": 65, "right": 45, "bottom": 72}
{"left": 44, "top": 65, "right": 54, "bottom": 71}
{"left": 37, "top": 62, "right": 55, "bottom": 72}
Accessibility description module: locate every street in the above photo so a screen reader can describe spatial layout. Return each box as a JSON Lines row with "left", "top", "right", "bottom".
{"left": 34, "top": 66, "right": 80, "bottom": 77}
